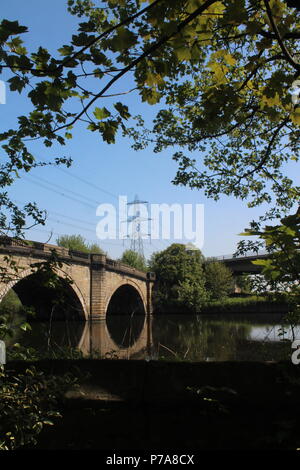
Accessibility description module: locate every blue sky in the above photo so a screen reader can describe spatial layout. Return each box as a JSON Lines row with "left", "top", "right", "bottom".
{"left": 1, "top": 0, "right": 297, "bottom": 260}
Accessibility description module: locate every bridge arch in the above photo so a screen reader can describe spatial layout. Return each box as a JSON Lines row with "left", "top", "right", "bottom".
{"left": 0, "top": 266, "right": 88, "bottom": 321}
{"left": 104, "top": 279, "right": 147, "bottom": 317}
{"left": 104, "top": 280, "right": 146, "bottom": 349}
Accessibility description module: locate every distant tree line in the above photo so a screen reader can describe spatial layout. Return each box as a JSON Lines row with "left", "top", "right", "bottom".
{"left": 56, "top": 236, "right": 241, "bottom": 313}
{"left": 56, "top": 234, "right": 104, "bottom": 254}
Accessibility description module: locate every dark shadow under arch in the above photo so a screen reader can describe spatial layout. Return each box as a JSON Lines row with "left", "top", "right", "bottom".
{"left": 106, "top": 284, "right": 145, "bottom": 348}
{"left": 12, "top": 271, "right": 85, "bottom": 321}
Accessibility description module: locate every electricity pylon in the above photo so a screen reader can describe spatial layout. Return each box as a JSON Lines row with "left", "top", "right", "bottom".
{"left": 124, "top": 195, "right": 151, "bottom": 259}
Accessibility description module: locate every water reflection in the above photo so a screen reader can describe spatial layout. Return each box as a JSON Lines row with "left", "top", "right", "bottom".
{"left": 106, "top": 285, "right": 146, "bottom": 348}
{"left": 151, "top": 314, "right": 297, "bottom": 362}
{"left": 11, "top": 312, "right": 299, "bottom": 362}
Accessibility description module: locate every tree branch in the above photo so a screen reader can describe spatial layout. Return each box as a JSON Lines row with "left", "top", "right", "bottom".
{"left": 57, "top": 0, "right": 164, "bottom": 72}
{"left": 263, "top": 0, "right": 300, "bottom": 72}
{"left": 54, "top": 0, "right": 218, "bottom": 134}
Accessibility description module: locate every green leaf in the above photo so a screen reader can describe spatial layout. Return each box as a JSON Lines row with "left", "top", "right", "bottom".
{"left": 110, "top": 27, "right": 137, "bottom": 52}
{"left": 20, "top": 322, "right": 32, "bottom": 332}
{"left": 114, "top": 102, "right": 130, "bottom": 120}
{"left": 72, "top": 32, "right": 95, "bottom": 47}
{"left": 58, "top": 45, "right": 74, "bottom": 56}
{"left": 7, "top": 76, "right": 27, "bottom": 93}
{"left": 99, "top": 119, "right": 119, "bottom": 144}
{"left": 93, "top": 107, "right": 111, "bottom": 120}
{"left": 0, "top": 20, "right": 28, "bottom": 42}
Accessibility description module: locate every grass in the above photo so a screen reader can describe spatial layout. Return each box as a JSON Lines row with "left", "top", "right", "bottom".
{"left": 201, "top": 295, "right": 288, "bottom": 314}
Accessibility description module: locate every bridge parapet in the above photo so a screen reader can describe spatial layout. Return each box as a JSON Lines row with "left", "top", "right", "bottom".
{"left": 0, "top": 237, "right": 155, "bottom": 282}
{"left": 206, "top": 251, "right": 267, "bottom": 262}
{"left": 0, "top": 238, "right": 70, "bottom": 257}
{"left": 69, "top": 250, "right": 90, "bottom": 260}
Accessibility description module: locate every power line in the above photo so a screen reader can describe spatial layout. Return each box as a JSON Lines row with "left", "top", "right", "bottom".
{"left": 23, "top": 174, "right": 129, "bottom": 220}
{"left": 14, "top": 196, "right": 168, "bottom": 254}
{"left": 54, "top": 166, "right": 119, "bottom": 200}
{"left": 47, "top": 217, "right": 98, "bottom": 234}
{"left": 19, "top": 166, "right": 166, "bottom": 256}
{"left": 24, "top": 176, "right": 96, "bottom": 210}
{"left": 28, "top": 227, "right": 125, "bottom": 248}
{"left": 26, "top": 175, "right": 99, "bottom": 207}
{"left": 13, "top": 200, "right": 97, "bottom": 228}
{"left": 31, "top": 173, "right": 104, "bottom": 205}
{"left": 47, "top": 210, "right": 95, "bottom": 227}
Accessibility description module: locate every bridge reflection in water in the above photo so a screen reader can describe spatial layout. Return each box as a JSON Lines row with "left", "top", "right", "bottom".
{"left": 17, "top": 312, "right": 297, "bottom": 362}
{"left": 20, "top": 314, "right": 153, "bottom": 360}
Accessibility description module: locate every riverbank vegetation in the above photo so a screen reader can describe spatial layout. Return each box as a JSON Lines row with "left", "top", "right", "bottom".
{"left": 201, "top": 295, "right": 288, "bottom": 314}
{"left": 148, "top": 243, "right": 261, "bottom": 314}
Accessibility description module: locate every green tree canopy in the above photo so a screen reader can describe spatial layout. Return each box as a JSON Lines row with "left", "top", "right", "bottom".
{"left": 56, "top": 234, "right": 104, "bottom": 253}
{"left": 239, "top": 207, "right": 300, "bottom": 334}
{"left": 239, "top": 208, "right": 300, "bottom": 290}
{"left": 119, "top": 249, "right": 147, "bottom": 271}
{"left": 204, "top": 260, "right": 233, "bottom": 300}
{"left": 1, "top": 0, "right": 300, "bottom": 241}
{"left": 149, "top": 243, "right": 208, "bottom": 313}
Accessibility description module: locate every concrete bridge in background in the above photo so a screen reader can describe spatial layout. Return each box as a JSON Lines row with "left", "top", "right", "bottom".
{"left": 0, "top": 238, "right": 155, "bottom": 322}
{"left": 207, "top": 252, "right": 269, "bottom": 275}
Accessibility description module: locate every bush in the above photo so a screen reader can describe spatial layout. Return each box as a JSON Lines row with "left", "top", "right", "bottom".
{"left": 204, "top": 261, "right": 233, "bottom": 300}
{"left": 0, "top": 365, "right": 77, "bottom": 450}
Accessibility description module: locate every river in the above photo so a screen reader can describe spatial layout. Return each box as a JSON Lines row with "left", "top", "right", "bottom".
{"left": 11, "top": 312, "right": 298, "bottom": 362}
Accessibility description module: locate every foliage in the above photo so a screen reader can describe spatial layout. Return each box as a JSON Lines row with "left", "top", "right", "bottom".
{"left": 119, "top": 249, "right": 147, "bottom": 271}
{"left": 0, "top": 290, "right": 34, "bottom": 345}
{"left": 0, "top": 301, "right": 79, "bottom": 451}
{"left": 149, "top": 243, "right": 208, "bottom": 313}
{"left": 239, "top": 207, "right": 300, "bottom": 337}
{"left": 150, "top": 244, "right": 239, "bottom": 312}
{"left": 204, "top": 261, "right": 233, "bottom": 300}
{"left": 0, "top": 365, "right": 77, "bottom": 450}
{"left": 0, "top": 0, "right": 300, "bottom": 241}
{"left": 0, "top": 289, "right": 21, "bottom": 312}
{"left": 201, "top": 294, "right": 282, "bottom": 314}
{"left": 234, "top": 274, "right": 253, "bottom": 294}
{"left": 56, "top": 234, "right": 104, "bottom": 253}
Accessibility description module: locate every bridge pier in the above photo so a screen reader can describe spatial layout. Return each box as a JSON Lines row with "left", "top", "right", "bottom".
{"left": 90, "top": 254, "right": 107, "bottom": 321}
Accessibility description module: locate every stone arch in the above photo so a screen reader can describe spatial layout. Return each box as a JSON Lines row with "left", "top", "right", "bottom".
{"left": 104, "top": 278, "right": 147, "bottom": 316}
{"left": 0, "top": 265, "right": 88, "bottom": 320}
{"left": 104, "top": 279, "right": 147, "bottom": 349}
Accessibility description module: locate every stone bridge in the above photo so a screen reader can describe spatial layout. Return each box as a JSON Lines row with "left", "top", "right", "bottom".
{"left": 0, "top": 238, "right": 155, "bottom": 358}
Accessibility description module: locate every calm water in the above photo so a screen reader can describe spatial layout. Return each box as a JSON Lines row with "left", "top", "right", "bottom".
{"left": 11, "top": 312, "right": 299, "bottom": 362}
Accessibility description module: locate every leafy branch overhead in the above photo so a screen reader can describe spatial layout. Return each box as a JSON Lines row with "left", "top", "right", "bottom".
{"left": 1, "top": 0, "right": 300, "bottom": 236}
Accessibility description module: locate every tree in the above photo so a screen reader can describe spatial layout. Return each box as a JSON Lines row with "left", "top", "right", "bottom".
{"left": 239, "top": 207, "right": 300, "bottom": 335}
{"left": 56, "top": 234, "right": 103, "bottom": 253}
{"left": 204, "top": 261, "right": 233, "bottom": 300}
{"left": 1, "top": 0, "right": 300, "bottom": 243}
{"left": 149, "top": 243, "right": 208, "bottom": 313}
{"left": 119, "top": 249, "right": 147, "bottom": 271}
